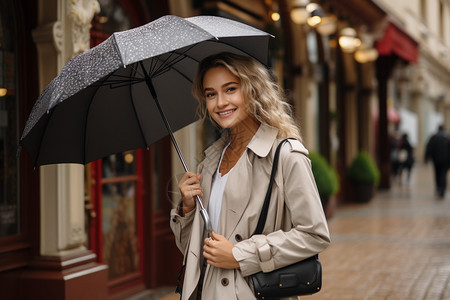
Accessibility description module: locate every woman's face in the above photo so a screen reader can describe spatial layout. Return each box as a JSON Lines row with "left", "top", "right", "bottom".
{"left": 202, "top": 66, "right": 250, "bottom": 129}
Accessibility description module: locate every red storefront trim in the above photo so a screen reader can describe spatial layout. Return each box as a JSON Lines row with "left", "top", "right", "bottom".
{"left": 376, "top": 23, "right": 418, "bottom": 63}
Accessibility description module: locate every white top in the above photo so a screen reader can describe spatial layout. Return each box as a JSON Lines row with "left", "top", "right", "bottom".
{"left": 208, "top": 144, "right": 232, "bottom": 233}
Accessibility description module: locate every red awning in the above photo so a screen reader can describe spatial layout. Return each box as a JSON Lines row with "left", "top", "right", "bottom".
{"left": 376, "top": 23, "right": 418, "bottom": 63}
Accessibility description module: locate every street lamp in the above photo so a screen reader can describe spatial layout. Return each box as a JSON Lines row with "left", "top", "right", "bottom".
{"left": 290, "top": 0, "right": 310, "bottom": 25}
{"left": 315, "top": 15, "right": 337, "bottom": 36}
{"left": 354, "top": 47, "right": 378, "bottom": 63}
{"left": 290, "top": 1, "right": 337, "bottom": 36}
{"left": 338, "top": 27, "right": 361, "bottom": 53}
{"left": 271, "top": 12, "right": 281, "bottom": 22}
{"left": 354, "top": 29, "right": 379, "bottom": 63}
{"left": 306, "top": 3, "right": 322, "bottom": 27}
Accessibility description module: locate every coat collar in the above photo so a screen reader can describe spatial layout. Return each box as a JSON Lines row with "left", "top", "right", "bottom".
{"left": 201, "top": 123, "right": 278, "bottom": 172}
{"left": 247, "top": 123, "right": 279, "bottom": 158}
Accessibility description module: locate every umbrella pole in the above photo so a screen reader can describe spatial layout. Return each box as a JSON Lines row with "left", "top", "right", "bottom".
{"left": 140, "top": 62, "right": 213, "bottom": 236}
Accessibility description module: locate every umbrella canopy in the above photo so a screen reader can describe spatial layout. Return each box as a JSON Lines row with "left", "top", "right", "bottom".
{"left": 20, "top": 15, "right": 271, "bottom": 166}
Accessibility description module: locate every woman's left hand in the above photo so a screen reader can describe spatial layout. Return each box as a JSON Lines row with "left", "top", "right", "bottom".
{"left": 203, "top": 231, "right": 240, "bottom": 269}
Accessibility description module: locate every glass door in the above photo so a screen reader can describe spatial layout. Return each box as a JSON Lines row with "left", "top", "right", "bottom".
{"left": 89, "top": 151, "right": 145, "bottom": 289}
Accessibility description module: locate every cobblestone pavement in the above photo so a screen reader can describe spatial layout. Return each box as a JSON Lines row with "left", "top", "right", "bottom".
{"left": 305, "top": 163, "right": 450, "bottom": 300}
{"left": 148, "top": 163, "right": 450, "bottom": 300}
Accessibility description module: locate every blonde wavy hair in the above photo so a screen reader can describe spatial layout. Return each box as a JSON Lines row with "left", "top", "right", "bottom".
{"left": 192, "top": 52, "right": 302, "bottom": 141}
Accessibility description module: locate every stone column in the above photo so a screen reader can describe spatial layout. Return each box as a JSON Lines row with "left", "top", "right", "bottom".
{"left": 409, "top": 65, "right": 425, "bottom": 163}
{"left": 21, "top": 1, "right": 107, "bottom": 299}
{"left": 288, "top": 15, "right": 313, "bottom": 147}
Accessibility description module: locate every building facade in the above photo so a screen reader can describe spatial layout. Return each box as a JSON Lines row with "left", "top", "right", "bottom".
{"left": 374, "top": 0, "right": 450, "bottom": 163}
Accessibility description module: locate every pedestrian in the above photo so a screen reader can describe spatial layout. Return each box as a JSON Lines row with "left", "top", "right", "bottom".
{"left": 170, "top": 52, "right": 330, "bottom": 299}
{"left": 390, "top": 131, "right": 401, "bottom": 179}
{"left": 425, "top": 125, "right": 450, "bottom": 198}
{"left": 397, "top": 133, "right": 415, "bottom": 183}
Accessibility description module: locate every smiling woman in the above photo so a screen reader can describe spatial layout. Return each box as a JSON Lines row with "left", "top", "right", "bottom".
{"left": 171, "top": 52, "right": 330, "bottom": 300}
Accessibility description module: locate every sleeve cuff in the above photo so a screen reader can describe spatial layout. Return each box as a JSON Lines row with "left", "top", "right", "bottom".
{"left": 232, "top": 235, "right": 276, "bottom": 277}
{"left": 170, "top": 207, "right": 195, "bottom": 246}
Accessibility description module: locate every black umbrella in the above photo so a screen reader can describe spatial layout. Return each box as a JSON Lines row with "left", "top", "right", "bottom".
{"left": 19, "top": 15, "right": 272, "bottom": 234}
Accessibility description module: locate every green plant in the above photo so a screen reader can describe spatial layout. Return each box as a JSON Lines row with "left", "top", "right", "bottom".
{"left": 309, "top": 152, "right": 339, "bottom": 198}
{"left": 329, "top": 167, "right": 340, "bottom": 195}
{"left": 347, "top": 150, "right": 380, "bottom": 186}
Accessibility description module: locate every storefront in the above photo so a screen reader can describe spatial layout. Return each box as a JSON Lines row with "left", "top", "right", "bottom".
{"left": 375, "top": 22, "right": 418, "bottom": 188}
{"left": 0, "top": 1, "right": 40, "bottom": 298}
{"left": 0, "top": 1, "right": 182, "bottom": 299}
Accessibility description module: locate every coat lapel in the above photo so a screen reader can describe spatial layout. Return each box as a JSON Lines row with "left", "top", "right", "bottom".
{"left": 219, "top": 152, "right": 253, "bottom": 239}
{"left": 200, "top": 124, "right": 278, "bottom": 239}
{"left": 218, "top": 124, "right": 279, "bottom": 239}
{"left": 199, "top": 135, "right": 228, "bottom": 209}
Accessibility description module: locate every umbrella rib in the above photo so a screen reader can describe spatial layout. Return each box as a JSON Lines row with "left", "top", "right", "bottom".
{"left": 107, "top": 73, "right": 142, "bottom": 80}
{"left": 33, "top": 108, "right": 55, "bottom": 166}
{"left": 149, "top": 44, "right": 197, "bottom": 77}
{"left": 148, "top": 55, "right": 159, "bottom": 75}
{"left": 162, "top": 63, "right": 193, "bottom": 83}
{"left": 149, "top": 50, "right": 181, "bottom": 76}
{"left": 89, "top": 77, "right": 144, "bottom": 89}
{"left": 128, "top": 65, "right": 150, "bottom": 148}
{"left": 90, "top": 64, "right": 145, "bottom": 89}
{"left": 147, "top": 47, "right": 200, "bottom": 84}
{"left": 107, "top": 78, "right": 145, "bottom": 89}
{"left": 82, "top": 75, "right": 111, "bottom": 163}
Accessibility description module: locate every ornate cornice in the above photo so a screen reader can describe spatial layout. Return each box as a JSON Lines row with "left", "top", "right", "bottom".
{"left": 69, "top": 0, "right": 100, "bottom": 54}
{"left": 31, "top": 21, "right": 63, "bottom": 53}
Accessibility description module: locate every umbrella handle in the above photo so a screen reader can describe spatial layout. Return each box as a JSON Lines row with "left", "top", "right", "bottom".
{"left": 199, "top": 203, "right": 213, "bottom": 238}
{"left": 194, "top": 195, "right": 213, "bottom": 237}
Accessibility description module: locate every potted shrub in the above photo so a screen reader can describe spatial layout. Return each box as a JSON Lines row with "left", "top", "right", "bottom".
{"left": 347, "top": 150, "right": 380, "bottom": 202}
{"left": 309, "top": 152, "right": 339, "bottom": 211}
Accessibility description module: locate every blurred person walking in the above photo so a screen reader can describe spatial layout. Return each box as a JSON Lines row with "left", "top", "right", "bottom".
{"left": 390, "top": 132, "right": 401, "bottom": 179}
{"left": 425, "top": 125, "right": 450, "bottom": 199}
{"left": 397, "top": 133, "right": 415, "bottom": 184}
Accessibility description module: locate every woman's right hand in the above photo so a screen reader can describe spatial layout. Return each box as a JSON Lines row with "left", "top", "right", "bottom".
{"left": 178, "top": 172, "right": 203, "bottom": 215}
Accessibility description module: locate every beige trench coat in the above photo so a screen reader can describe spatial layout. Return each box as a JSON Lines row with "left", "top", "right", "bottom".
{"left": 170, "top": 124, "right": 330, "bottom": 300}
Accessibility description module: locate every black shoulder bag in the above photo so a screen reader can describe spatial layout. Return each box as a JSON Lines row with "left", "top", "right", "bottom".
{"left": 251, "top": 139, "right": 322, "bottom": 299}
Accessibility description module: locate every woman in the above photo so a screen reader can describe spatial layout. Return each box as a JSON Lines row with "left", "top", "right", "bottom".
{"left": 170, "top": 52, "right": 330, "bottom": 300}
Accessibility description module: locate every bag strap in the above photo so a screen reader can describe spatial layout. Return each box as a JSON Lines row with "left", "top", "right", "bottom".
{"left": 252, "top": 138, "right": 293, "bottom": 236}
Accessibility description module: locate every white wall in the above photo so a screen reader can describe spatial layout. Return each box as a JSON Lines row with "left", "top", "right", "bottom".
{"left": 399, "top": 108, "right": 419, "bottom": 147}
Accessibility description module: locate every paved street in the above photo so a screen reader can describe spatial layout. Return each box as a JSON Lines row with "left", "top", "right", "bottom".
{"left": 305, "top": 163, "right": 450, "bottom": 300}
{"left": 140, "top": 163, "right": 450, "bottom": 300}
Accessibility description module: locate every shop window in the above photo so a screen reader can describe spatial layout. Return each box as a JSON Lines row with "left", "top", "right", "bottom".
{"left": 101, "top": 151, "right": 140, "bottom": 280}
{"left": 0, "top": 1, "right": 19, "bottom": 238}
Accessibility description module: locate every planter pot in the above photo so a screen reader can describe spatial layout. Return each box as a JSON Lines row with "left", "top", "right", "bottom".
{"left": 354, "top": 183, "right": 373, "bottom": 203}
{"left": 324, "top": 195, "right": 337, "bottom": 219}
